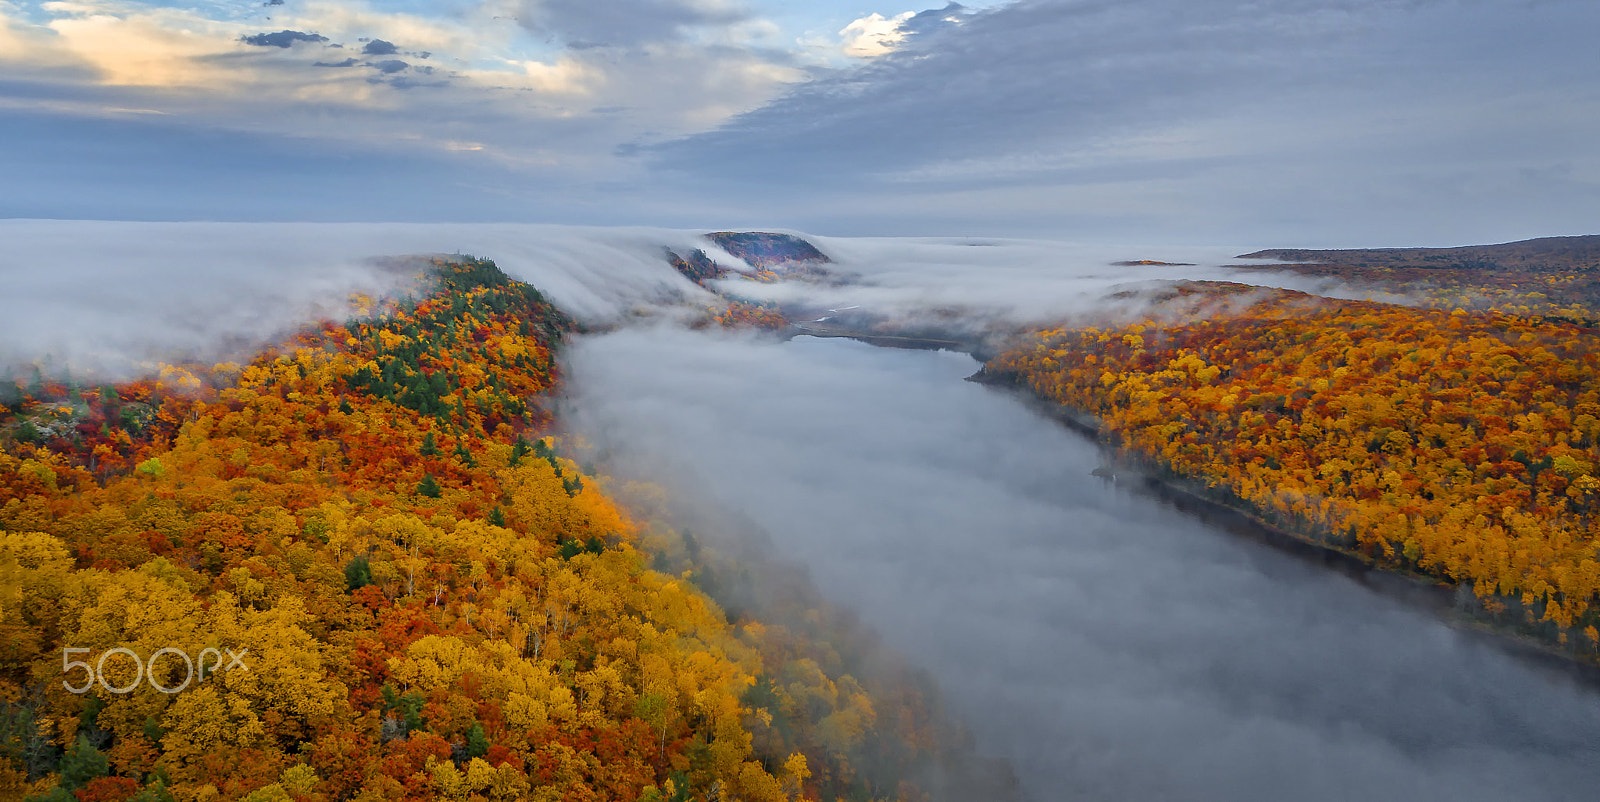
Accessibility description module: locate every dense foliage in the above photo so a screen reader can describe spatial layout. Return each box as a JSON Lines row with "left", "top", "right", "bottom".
{"left": 0, "top": 260, "right": 961, "bottom": 801}
{"left": 702, "top": 304, "right": 788, "bottom": 332}
{"left": 992, "top": 283, "right": 1600, "bottom": 653}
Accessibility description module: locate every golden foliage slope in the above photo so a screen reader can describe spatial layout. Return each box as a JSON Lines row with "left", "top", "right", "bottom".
{"left": 992, "top": 283, "right": 1600, "bottom": 651}
{"left": 0, "top": 259, "right": 953, "bottom": 801}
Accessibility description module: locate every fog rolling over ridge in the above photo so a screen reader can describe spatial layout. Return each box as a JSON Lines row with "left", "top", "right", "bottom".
{"left": 0, "top": 221, "right": 726, "bottom": 377}
{"left": 0, "top": 220, "right": 1386, "bottom": 378}
{"left": 564, "top": 329, "right": 1600, "bottom": 802}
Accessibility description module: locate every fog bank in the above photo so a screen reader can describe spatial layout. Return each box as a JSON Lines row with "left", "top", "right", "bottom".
{"left": 728, "top": 235, "right": 1398, "bottom": 323}
{"left": 0, "top": 221, "right": 724, "bottom": 377}
{"left": 564, "top": 329, "right": 1600, "bottom": 802}
{"left": 0, "top": 220, "right": 1388, "bottom": 378}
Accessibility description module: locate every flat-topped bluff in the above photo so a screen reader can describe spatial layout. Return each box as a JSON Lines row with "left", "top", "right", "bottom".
{"left": 705, "top": 232, "right": 830, "bottom": 268}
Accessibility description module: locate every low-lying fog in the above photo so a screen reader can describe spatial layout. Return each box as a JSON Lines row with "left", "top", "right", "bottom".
{"left": 0, "top": 221, "right": 723, "bottom": 377}
{"left": 0, "top": 221, "right": 1378, "bottom": 378}
{"left": 565, "top": 328, "right": 1600, "bottom": 802}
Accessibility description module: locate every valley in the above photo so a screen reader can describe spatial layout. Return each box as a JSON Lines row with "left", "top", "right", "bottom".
{"left": 4, "top": 225, "right": 1600, "bottom": 801}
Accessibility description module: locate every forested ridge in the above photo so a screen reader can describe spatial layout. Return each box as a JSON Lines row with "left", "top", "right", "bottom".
{"left": 990, "top": 282, "right": 1600, "bottom": 657}
{"left": 1235, "top": 235, "right": 1600, "bottom": 318}
{"left": 0, "top": 259, "right": 979, "bottom": 801}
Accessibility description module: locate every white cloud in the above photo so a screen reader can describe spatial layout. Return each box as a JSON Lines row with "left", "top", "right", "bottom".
{"left": 0, "top": 2, "right": 67, "bottom": 66}
{"left": 472, "top": 54, "right": 601, "bottom": 96}
{"left": 839, "top": 10, "right": 912, "bottom": 58}
{"left": 5, "top": 2, "right": 236, "bottom": 87}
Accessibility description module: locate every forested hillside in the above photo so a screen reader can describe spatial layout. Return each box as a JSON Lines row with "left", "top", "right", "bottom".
{"left": 1234, "top": 235, "right": 1600, "bottom": 318}
{"left": 0, "top": 259, "right": 983, "bottom": 801}
{"left": 990, "top": 283, "right": 1600, "bottom": 656}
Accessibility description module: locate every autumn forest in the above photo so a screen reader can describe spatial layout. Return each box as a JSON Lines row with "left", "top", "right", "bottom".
{"left": 0, "top": 259, "right": 997, "bottom": 801}
{"left": 990, "top": 274, "right": 1600, "bottom": 655}
{"left": 5, "top": 232, "right": 1600, "bottom": 801}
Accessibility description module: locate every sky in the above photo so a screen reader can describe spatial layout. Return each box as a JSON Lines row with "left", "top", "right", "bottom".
{"left": 1, "top": 0, "right": 1597, "bottom": 245}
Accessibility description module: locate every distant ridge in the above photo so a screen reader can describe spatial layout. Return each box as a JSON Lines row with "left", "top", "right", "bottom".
{"left": 1232, "top": 234, "right": 1600, "bottom": 316}
{"left": 1238, "top": 234, "right": 1600, "bottom": 272}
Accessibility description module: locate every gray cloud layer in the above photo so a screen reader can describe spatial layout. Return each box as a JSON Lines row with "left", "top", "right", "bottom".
{"left": 566, "top": 329, "right": 1600, "bottom": 801}
{"left": 649, "top": 0, "right": 1600, "bottom": 244}
{"left": 240, "top": 30, "right": 329, "bottom": 48}
{"left": 7, "top": 0, "right": 1594, "bottom": 243}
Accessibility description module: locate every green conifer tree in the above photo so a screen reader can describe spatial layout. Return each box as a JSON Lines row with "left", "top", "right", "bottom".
{"left": 57, "top": 734, "right": 108, "bottom": 791}
{"left": 417, "top": 474, "right": 441, "bottom": 499}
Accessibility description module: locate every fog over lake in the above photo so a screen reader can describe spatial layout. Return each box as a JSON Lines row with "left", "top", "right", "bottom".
{"left": 0, "top": 220, "right": 1370, "bottom": 379}
{"left": 565, "top": 328, "right": 1600, "bottom": 802}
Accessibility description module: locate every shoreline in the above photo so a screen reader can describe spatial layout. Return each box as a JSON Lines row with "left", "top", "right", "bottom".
{"left": 970, "top": 366, "right": 1600, "bottom": 686}
{"left": 793, "top": 325, "right": 1600, "bottom": 685}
